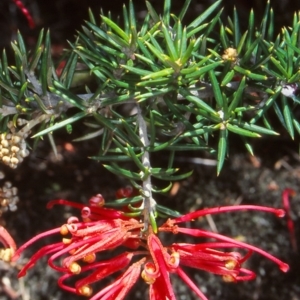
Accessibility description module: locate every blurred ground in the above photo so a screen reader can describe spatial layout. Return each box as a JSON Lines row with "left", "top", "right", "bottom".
{"left": 0, "top": 0, "right": 299, "bottom": 300}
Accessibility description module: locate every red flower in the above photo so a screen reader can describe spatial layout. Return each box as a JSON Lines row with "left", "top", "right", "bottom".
{"left": 161, "top": 205, "right": 289, "bottom": 274}
{"left": 12, "top": 0, "right": 35, "bottom": 29}
{"left": 282, "top": 188, "right": 297, "bottom": 251}
{"left": 12, "top": 194, "right": 289, "bottom": 300}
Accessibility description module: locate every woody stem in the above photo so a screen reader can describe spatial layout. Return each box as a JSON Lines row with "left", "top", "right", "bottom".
{"left": 136, "top": 104, "right": 156, "bottom": 231}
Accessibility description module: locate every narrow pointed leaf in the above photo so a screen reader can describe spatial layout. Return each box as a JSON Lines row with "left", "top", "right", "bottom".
{"left": 217, "top": 128, "right": 227, "bottom": 175}
{"left": 32, "top": 111, "right": 87, "bottom": 138}
{"left": 178, "top": 0, "right": 192, "bottom": 20}
{"left": 187, "top": 0, "right": 221, "bottom": 36}
{"left": 232, "top": 120, "right": 279, "bottom": 136}
{"left": 227, "top": 123, "right": 261, "bottom": 138}
{"left": 152, "top": 170, "right": 193, "bottom": 181}
{"left": 228, "top": 76, "right": 246, "bottom": 112}
{"left": 101, "top": 16, "right": 129, "bottom": 42}
{"left": 103, "top": 163, "right": 141, "bottom": 181}
{"left": 157, "top": 204, "right": 182, "bottom": 218}
{"left": 209, "top": 70, "right": 224, "bottom": 108}
{"left": 163, "top": 0, "right": 171, "bottom": 26}
{"left": 282, "top": 96, "right": 294, "bottom": 139}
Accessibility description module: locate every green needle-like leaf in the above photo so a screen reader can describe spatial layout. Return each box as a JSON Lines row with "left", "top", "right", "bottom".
{"left": 145, "top": 1, "right": 160, "bottom": 23}
{"left": 217, "top": 127, "right": 227, "bottom": 175}
{"left": 50, "top": 82, "right": 86, "bottom": 110}
{"left": 209, "top": 70, "right": 226, "bottom": 110}
{"left": 161, "top": 23, "right": 178, "bottom": 60}
{"left": 282, "top": 96, "right": 295, "bottom": 139}
{"left": 233, "top": 7, "right": 241, "bottom": 48}
{"left": 121, "top": 119, "right": 144, "bottom": 147}
{"left": 227, "top": 123, "right": 261, "bottom": 138}
{"left": 157, "top": 204, "right": 182, "bottom": 217}
{"left": 232, "top": 120, "right": 279, "bottom": 136}
{"left": 179, "top": 89, "right": 217, "bottom": 115}
{"left": 60, "top": 52, "right": 78, "bottom": 89}
{"left": 184, "top": 61, "right": 223, "bottom": 79}
{"left": 163, "top": 0, "right": 171, "bottom": 26}
{"left": 233, "top": 66, "right": 268, "bottom": 81}
{"left": 104, "top": 195, "right": 143, "bottom": 207}
{"left": 141, "top": 68, "right": 174, "bottom": 80}
{"left": 178, "top": 0, "right": 192, "bottom": 20}
{"left": 32, "top": 111, "right": 88, "bottom": 138}
{"left": 103, "top": 163, "right": 142, "bottom": 181}
{"left": 180, "top": 38, "right": 195, "bottom": 66}
{"left": 101, "top": 16, "right": 129, "bottom": 42}
{"left": 228, "top": 76, "right": 246, "bottom": 112}
{"left": 125, "top": 145, "right": 145, "bottom": 172}
{"left": 187, "top": 0, "right": 221, "bottom": 37}
{"left": 152, "top": 169, "right": 193, "bottom": 181}
{"left": 40, "top": 30, "right": 52, "bottom": 95}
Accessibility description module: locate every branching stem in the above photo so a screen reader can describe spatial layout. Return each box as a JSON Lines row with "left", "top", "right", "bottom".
{"left": 17, "top": 114, "right": 52, "bottom": 137}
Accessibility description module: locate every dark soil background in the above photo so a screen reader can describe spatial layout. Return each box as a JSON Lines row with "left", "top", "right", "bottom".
{"left": 0, "top": 1, "right": 300, "bottom": 300}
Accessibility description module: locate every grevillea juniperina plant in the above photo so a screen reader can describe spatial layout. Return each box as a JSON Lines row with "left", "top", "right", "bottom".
{"left": 0, "top": 0, "right": 298, "bottom": 299}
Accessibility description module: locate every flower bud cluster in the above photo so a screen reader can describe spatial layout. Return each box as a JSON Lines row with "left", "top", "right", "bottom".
{"left": 0, "top": 181, "right": 19, "bottom": 214}
{"left": 0, "top": 119, "right": 30, "bottom": 169}
{"left": 222, "top": 47, "right": 239, "bottom": 65}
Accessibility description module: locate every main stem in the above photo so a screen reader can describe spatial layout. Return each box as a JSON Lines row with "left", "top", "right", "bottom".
{"left": 136, "top": 104, "right": 156, "bottom": 232}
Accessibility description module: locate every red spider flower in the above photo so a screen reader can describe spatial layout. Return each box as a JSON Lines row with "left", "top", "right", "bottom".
{"left": 13, "top": 195, "right": 144, "bottom": 278}
{"left": 12, "top": 0, "right": 35, "bottom": 28}
{"left": 140, "top": 205, "right": 289, "bottom": 300}
{"left": 12, "top": 194, "right": 289, "bottom": 300}
{"left": 282, "top": 188, "right": 297, "bottom": 252}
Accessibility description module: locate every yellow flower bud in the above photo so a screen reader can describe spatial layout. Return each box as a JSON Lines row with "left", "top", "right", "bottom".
{"left": 83, "top": 253, "right": 96, "bottom": 263}
{"left": 11, "top": 146, "right": 20, "bottom": 153}
{"left": 1, "top": 140, "right": 9, "bottom": 148}
{"left": 1, "top": 148, "right": 9, "bottom": 155}
{"left": 222, "top": 274, "right": 235, "bottom": 282}
{"left": 225, "top": 259, "right": 238, "bottom": 270}
{"left": 60, "top": 224, "right": 69, "bottom": 235}
{"left": 222, "top": 47, "right": 238, "bottom": 63}
{"left": 78, "top": 285, "right": 93, "bottom": 297}
{"left": 10, "top": 157, "right": 19, "bottom": 165}
{"left": 69, "top": 262, "right": 81, "bottom": 274}
{"left": 2, "top": 156, "right": 10, "bottom": 165}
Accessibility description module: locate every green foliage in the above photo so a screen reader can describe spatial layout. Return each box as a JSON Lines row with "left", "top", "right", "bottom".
{"left": 1, "top": 0, "right": 300, "bottom": 203}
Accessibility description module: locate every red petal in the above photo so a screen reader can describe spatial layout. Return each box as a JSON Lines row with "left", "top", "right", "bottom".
{"left": 173, "top": 205, "right": 285, "bottom": 224}
{"left": 148, "top": 234, "right": 176, "bottom": 300}
{"left": 176, "top": 227, "right": 289, "bottom": 272}
{"left": 89, "top": 260, "right": 142, "bottom": 300}
{"left": 176, "top": 267, "right": 209, "bottom": 300}
{"left": 12, "top": 227, "right": 61, "bottom": 261}
{"left": 75, "top": 252, "right": 134, "bottom": 288}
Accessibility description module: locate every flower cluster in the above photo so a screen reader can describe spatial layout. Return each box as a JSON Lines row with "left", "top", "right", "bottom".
{"left": 0, "top": 181, "right": 19, "bottom": 214}
{"left": 0, "top": 119, "right": 30, "bottom": 169}
{"left": 222, "top": 47, "right": 239, "bottom": 64}
{"left": 12, "top": 193, "right": 289, "bottom": 300}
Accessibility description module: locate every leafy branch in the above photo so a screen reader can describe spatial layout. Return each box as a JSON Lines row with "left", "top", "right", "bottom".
{"left": 0, "top": 0, "right": 300, "bottom": 213}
